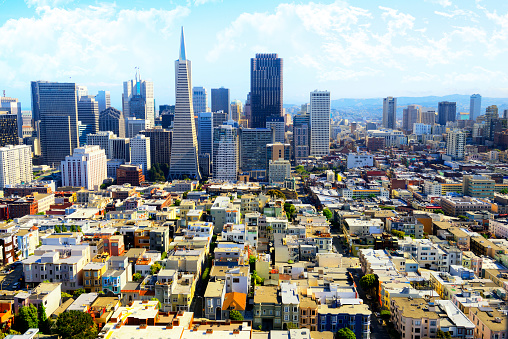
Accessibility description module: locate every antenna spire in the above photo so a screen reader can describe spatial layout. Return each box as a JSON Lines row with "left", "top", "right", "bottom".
{"left": 179, "top": 26, "right": 186, "bottom": 61}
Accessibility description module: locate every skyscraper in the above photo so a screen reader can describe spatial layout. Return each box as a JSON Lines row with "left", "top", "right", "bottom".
{"left": 239, "top": 128, "right": 272, "bottom": 178}
{"left": 310, "top": 90, "right": 331, "bottom": 156}
{"left": 402, "top": 105, "right": 420, "bottom": 132}
{"left": 96, "top": 90, "right": 111, "bottom": 113}
{"left": 382, "top": 97, "right": 397, "bottom": 129}
{"left": 266, "top": 116, "right": 285, "bottom": 143}
{"left": 438, "top": 101, "right": 456, "bottom": 126}
{"left": 211, "top": 87, "right": 230, "bottom": 116}
{"left": 213, "top": 124, "right": 238, "bottom": 182}
{"left": 122, "top": 75, "right": 154, "bottom": 123}
{"left": 32, "top": 81, "right": 79, "bottom": 166}
{"left": 0, "top": 112, "right": 18, "bottom": 147}
{"left": 417, "top": 110, "right": 436, "bottom": 126}
{"left": 250, "top": 54, "right": 283, "bottom": 128}
{"left": 99, "top": 107, "right": 125, "bottom": 138}
{"left": 0, "top": 145, "right": 33, "bottom": 188}
{"left": 0, "top": 97, "right": 22, "bottom": 138}
{"left": 77, "top": 95, "right": 99, "bottom": 135}
{"left": 193, "top": 87, "right": 208, "bottom": 114}
{"left": 293, "top": 114, "right": 309, "bottom": 160}
{"left": 168, "top": 27, "right": 201, "bottom": 180}
{"left": 198, "top": 112, "right": 213, "bottom": 156}
{"left": 126, "top": 118, "right": 152, "bottom": 139}
{"left": 230, "top": 100, "right": 243, "bottom": 121}
{"left": 130, "top": 134, "right": 151, "bottom": 175}
{"left": 470, "top": 94, "right": 481, "bottom": 121}
{"left": 141, "top": 127, "right": 172, "bottom": 166}
{"left": 446, "top": 130, "right": 465, "bottom": 160}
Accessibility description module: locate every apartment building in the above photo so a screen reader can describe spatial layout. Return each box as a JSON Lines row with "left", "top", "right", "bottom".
{"left": 318, "top": 304, "right": 371, "bottom": 339}
{"left": 468, "top": 307, "right": 507, "bottom": 339}
{"left": 440, "top": 197, "right": 491, "bottom": 217}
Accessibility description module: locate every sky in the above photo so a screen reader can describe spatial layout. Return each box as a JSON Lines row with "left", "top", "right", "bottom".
{"left": 1, "top": 0, "right": 508, "bottom": 109}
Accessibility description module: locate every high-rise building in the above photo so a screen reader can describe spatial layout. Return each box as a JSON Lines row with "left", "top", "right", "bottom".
{"left": 76, "top": 85, "right": 88, "bottom": 101}
{"left": 96, "top": 90, "right": 111, "bottom": 113}
{"left": 0, "top": 97, "right": 22, "bottom": 139}
{"left": 130, "top": 134, "right": 151, "bottom": 175}
{"left": 293, "top": 114, "right": 309, "bottom": 160}
{"left": 230, "top": 100, "right": 243, "bottom": 121}
{"left": 417, "top": 110, "right": 436, "bottom": 126}
{"left": 122, "top": 75, "right": 154, "bottom": 123}
{"left": 141, "top": 127, "right": 172, "bottom": 165}
{"left": 160, "top": 105, "right": 175, "bottom": 129}
{"left": 87, "top": 131, "right": 115, "bottom": 158}
{"left": 402, "top": 105, "right": 420, "bottom": 132}
{"left": 32, "top": 81, "right": 79, "bottom": 166}
{"left": 61, "top": 145, "right": 107, "bottom": 190}
{"left": 99, "top": 107, "right": 125, "bottom": 138}
{"left": 470, "top": 94, "right": 481, "bottom": 121}
{"left": 266, "top": 143, "right": 290, "bottom": 177}
{"left": 244, "top": 93, "right": 252, "bottom": 126}
{"left": 310, "top": 90, "right": 330, "bottom": 156}
{"left": 116, "top": 164, "right": 145, "bottom": 186}
{"left": 126, "top": 118, "right": 152, "bottom": 139}
{"left": 446, "top": 130, "right": 465, "bottom": 160}
{"left": 212, "top": 111, "right": 228, "bottom": 129}
{"left": 77, "top": 121, "right": 93, "bottom": 146}
{"left": 438, "top": 101, "right": 456, "bottom": 126}
{"left": 382, "top": 97, "right": 397, "bottom": 129}
{"left": 504, "top": 109, "right": 508, "bottom": 119}
{"left": 78, "top": 95, "right": 99, "bottom": 135}
{"left": 211, "top": 87, "right": 230, "bottom": 117}
{"left": 169, "top": 27, "right": 201, "bottom": 180}
{"left": 266, "top": 116, "right": 285, "bottom": 143}
{"left": 0, "top": 112, "right": 19, "bottom": 147}
{"left": 239, "top": 128, "right": 272, "bottom": 178}
{"left": 0, "top": 145, "right": 33, "bottom": 188}
{"left": 250, "top": 54, "right": 283, "bottom": 128}
{"left": 110, "top": 137, "right": 130, "bottom": 162}
{"left": 212, "top": 124, "right": 238, "bottom": 182}
{"left": 268, "top": 159, "right": 291, "bottom": 184}
{"left": 193, "top": 87, "right": 208, "bottom": 114}
{"left": 198, "top": 112, "right": 213, "bottom": 156}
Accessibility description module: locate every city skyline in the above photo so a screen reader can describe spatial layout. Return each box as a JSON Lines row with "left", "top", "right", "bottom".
{"left": 1, "top": 1, "right": 508, "bottom": 109}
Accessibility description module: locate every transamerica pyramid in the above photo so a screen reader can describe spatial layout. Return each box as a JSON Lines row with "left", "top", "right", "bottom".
{"left": 169, "top": 27, "right": 202, "bottom": 180}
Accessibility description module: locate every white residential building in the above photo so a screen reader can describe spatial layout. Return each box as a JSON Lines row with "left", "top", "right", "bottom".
{"left": 310, "top": 90, "right": 330, "bottom": 156}
{"left": 212, "top": 124, "right": 238, "bottom": 182}
{"left": 61, "top": 145, "right": 107, "bottom": 190}
{"left": 446, "top": 130, "right": 465, "bottom": 160}
{"left": 489, "top": 220, "right": 508, "bottom": 239}
{"left": 399, "top": 238, "right": 462, "bottom": 272}
{"left": 0, "top": 145, "right": 33, "bottom": 188}
{"left": 413, "top": 123, "right": 432, "bottom": 135}
{"left": 130, "top": 134, "right": 151, "bottom": 175}
{"left": 346, "top": 153, "right": 373, "bottom": 169}
{"left": 424, "top": 180, "right": 442, "bottom": 196}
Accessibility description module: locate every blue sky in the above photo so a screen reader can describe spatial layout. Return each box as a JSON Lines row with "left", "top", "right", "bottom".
{"left": 1, "top": 0, "right": 508, "bottom": 109}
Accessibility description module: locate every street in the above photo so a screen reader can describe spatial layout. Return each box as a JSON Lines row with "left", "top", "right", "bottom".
{"left": 0, "top": 263, "right": 24, "bottom": 291}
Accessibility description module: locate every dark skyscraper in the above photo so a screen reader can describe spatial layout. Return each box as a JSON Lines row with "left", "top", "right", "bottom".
{"left": 250, "top": 53, "right": 283, "bottom": 129}
{"left": 211, "top": 87, "right": 230, "bottom": 116}
{"left": 438, "top": 101, "right": 456, "bottom": 126}
{"left": 99, "top": 107, "right": 125, "bottom": 138}
{"left": 32, "top": 81, "right": 79, "bottom": 165}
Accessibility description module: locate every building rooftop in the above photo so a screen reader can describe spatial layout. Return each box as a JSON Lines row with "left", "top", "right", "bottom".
{"left": 254, "top": 285, "right": 279, "bottom": 304}
{"left": 470, "top": 306, "right": 507, "bottom": 332}
{"left": 204, "top": 281, "right": 225, "bottom": 298}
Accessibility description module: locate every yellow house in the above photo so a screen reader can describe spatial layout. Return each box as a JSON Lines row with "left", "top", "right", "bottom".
{"left": 171, "top": 273, "right": 197, "bottom": 312}
{"left": 83, "top": 261, "right": 108, "bottom": 293}
{"left": 185, "top": 209, "right": 203, "bottom": 224}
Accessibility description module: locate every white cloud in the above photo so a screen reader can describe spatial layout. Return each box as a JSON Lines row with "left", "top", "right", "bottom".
{"left": 25, "top": 0, "right": 73, "bottom": 8}
{"left": 0, "top": 4, "right": 190, "bottom": 99}
{"left": 193, "top": 0, "right": 222, "bottom": 6}
{"left": 425, "top": 0, "right": 452, "bottom": 8}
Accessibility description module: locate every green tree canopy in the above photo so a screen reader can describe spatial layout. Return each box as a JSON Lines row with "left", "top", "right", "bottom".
{"left": 251, "top": 270, "right": 264, "bottom": 286}
{"left": 337, "top": 327, "right": 356, "bottom": 339}
{"left": 229, "top": 310, "right": 244, "bottom": 321}
{"left": 133, "top": 273, "right": 143, "bottom": 282}
{"left": 14, "top": 304, "right": 38, "bottom": 333}
{"left": 380, "top": 310, "right": 391, "bottom": 321}
{"left": 266, "top": 189, "right": 286, "bottom": 200}
{"left": 359, "top": 274, "right": 377, "bottom": 291}
{"left": 323, "top": 208, "right": 333, "bottom": 221}
{"left": 55, "top": 310, "right": 97, "bottom": 339}
{"left": 73, "top": 288, "right": 86, "bottom": 298}
{"left": 38, "top": 303, "right": 52, "bottom": 334}
{"left": 173, "top": 199, "right": 181, "bottom": 206}
{"left": 150, "top": 263, "right": 162, "bottom": 275}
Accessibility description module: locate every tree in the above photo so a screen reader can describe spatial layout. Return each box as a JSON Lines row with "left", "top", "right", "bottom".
{"left": 391, "top": 230, "right": 405, "bottom": 239}
{"left": 173, "top": 199, "right": 181, "bottom": 206}
{"left": 380, "top": 310, "right": 391, "bottom": 321}
{"left": 249, "top": 255, "right": 257, "bottom": 271}
{"left": 284, "top": 322, "right": 298, "bottom": 330}
{"left": 359, "top": 274, "right": 377, "bottom": 291}
{"left": 54, "top": 225, "right": 61, "bottom": 233}
{"left": 266, "top": 189, "right": 286, "bottom": 200}
{"left": 437, "top": 330, "right": 451, "bottom": 339}
{"left": 55, "top": 310, "right": 97, "bottom": 339}
{"left": 183, "top": 191, "right": 189, "bottom": 199}
{"left": 14, "top": 304, "right": 38, "bottom": 333}
{"left": 73, "top": 288, "right": 86, "bottom": 298}
{"left": 0, "top": 330, "right": 20, "bottom": 339}
{"left": 202, "top": 267, "right": 210, "bottom": 281}
{"left": 38, "top": 303, "right": 52, "bottom": 334}
{"left": 284, "top": 202, "right": 296, "bottom": 221}
{"left": 434, "top": 209, "right": 444, "bottom": 215}
{"left": 323, "top": 208, "right": 333, "bottom": 221}
{"left": 161, "top": 251, "right": 168, "bottom": 260}
{"left": 229, "top": 310, "right": 244, "bottom": 321}
{"left": 501, "top": 188, "right": 508, "bottom": 195}
{"left": 61, "top": 292, "right": 72, "bottom": 298}
{"left": 62, "top": 225, "right": 68, "bottom": 232}
{"left": 336, "top": 327, "right": 356, "bottom": 339}
{"left": 150, "top": 263, "right": 162, "bottom": 275}
{"left": 133, "top": 273, "right": 143, "bottom": 282}
{"left": 251, "top": 270, "right": 264, "bottom": 286}
{"left": 151, "top": 297, "right": 161, "bottom": 309}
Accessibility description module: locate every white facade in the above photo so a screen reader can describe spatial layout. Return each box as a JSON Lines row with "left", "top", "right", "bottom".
{"left": 86, "top": 131, "right": 115, "bottom": 158}
{"left": 269, "top": 159, "right": 291, "bottom": 184}
{"left": 446, "top": 130, "right": 465, "bottom": 160}
{"left": 212, "top": 124, "right": 238, "bottom": 182}
{"left": 413, "top": 123, "right": 432, "bottom": 135}
{"left": 123, "top": 79, "right": 154, "bottom": 123}
{"left": 367, "top": 129, "right": 407, "bottom": 147}
{"left": 130, "top": 134, "right": 151, "bottom": 175}
{"left": 469, "top": 94, "right": 481, "bottom": 121}
{"left": 309, "top": 90, "right": 330, "bottom": 156}
{"left": 61, "top": 145, "right": 107, "bottom": 190}
{"left": 424, "top": 180, "right": 442, "bottom": 196}
{"left": 0, "top": 145, "right": 33, "bottom": 188}
{"left": 193, "top": 86, "right": 208, "bottom": 114}
{"left": 96, "top": 90, "right": 111, "bottom": 113}
{"left": 266, "top": 119, "right": 285, "bottom": 143}
{"left": 346, "top": 153, "right": 373, "bottom": 169}
{"left": 489, "top": 220, "right": 508, "bottom": 239}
